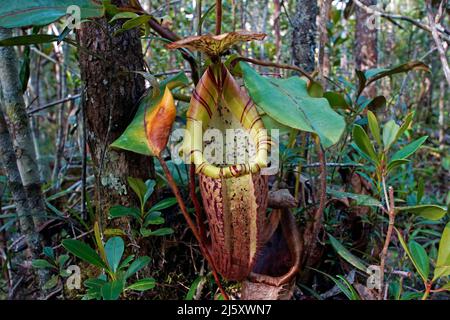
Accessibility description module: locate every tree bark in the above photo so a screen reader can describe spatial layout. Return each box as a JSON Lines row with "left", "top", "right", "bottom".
{"left": 0, "top": 27, "right": 47, "bottom": 229}
{"left": 355, "top": 0, "right": 378, "bottom": 96}
{"left": 77, "top": 0, "right": 154, "bottom": 221}
{"left": 292, "top": 0, "right": 318, "bottom": 73}
{"left": 318, "top": 0, "right": 332, "bottom": 86}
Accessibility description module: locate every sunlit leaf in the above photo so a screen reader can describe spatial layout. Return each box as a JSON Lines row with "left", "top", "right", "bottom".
{"left": 396, "top": 205, "right": 446, "bottom": 221}
{"left": 391, "top": 136, "right": 428, "bottom": 161}
{"left": 433, "top": 222, "right": 450, "bottom": 281}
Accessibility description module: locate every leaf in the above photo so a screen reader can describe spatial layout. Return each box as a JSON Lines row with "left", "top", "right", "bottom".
{"left": 396, "top": 229, "right": 428, "bottom": 283}
{"left": 43, "top": 275, "right": 59, "bottom": 290}
{"left": 127, "top": 177, "right": 146, "bottom": 205}
{"left": 440, "top": 282, "right": 450, "bottom": 291}
{"left": 185, "top": 276, "right": 205, "bottom": 300}
{"left": 118, "top": 255, "right": 135, "bottom": 271}
{"left": 365, "top": 61, "right": 430, "bottom": 86}
{"left": 140, "top": 227, "right": 174, "bottom": 237}
{"left": 382, "top": 120, "right": 400, "bottom": 151}
{"left": 43, "top": 246, "right": 54, "bottom": 259}
{"left": 328, "top": 234, "right": 367, "bottom": 272}
{"left": 387, "top": 159, "right": 410, "bottom": 173}
{"left": 57, "top": 254, "right": 69, "bottom": 267}
{"left": 144, "top": 213, "right": 165, "bottom": 227}
{"left": 104, "top": 228, "right": 126, "bottom": 236}
{"left": 121, "top": 15, "right": 151, "bottom": 30}
{"left": 396, "top": 205, "right": 447, "bottom": 221}
{"left": 367, "top": 111, "right": 381, "bottom": 146}
{"left": 126, "top": 278, "right": 156, "bottom": 291}
{"left": 84, "top": 278, "right": 107, "bottom": 289}
{"left": 307, "top": 81, "right": 324, "bottom": 98}
{"left": 62, "top": 239, "right": 107, "bottom": 269}
{"left": 0, "top": 34, "right": 58, "bottom": 46}
{"left": 110, "top": 72, "right": 189, "bottom": 156}
{"left": 32, "top": 259, "right": 55, "bottom": 269}
{"left": 94, "top": 221, "right": 107, "bottom": 265}
{"left": 391, "top": 136, "right": 428, "bottom": 161}
{"left": 101, "top": 280, "right": 123, "bottom": 300}
{"left": 433, "top": 222, "right": 450, "bottom": 281}
{"left": 327, "top": 189, "right": 381, "bottom": 207}
{"left": 149, "top": 197, "right": 177, "bottom": 212}
{"left": 0, "top": 0, "right": 103, "bottom": 28}
{"left": 104, "top": 237, "right": 124, "bottom": 273}
{"left": 125, "top": 256, "right": 151, "bottom": 279}
{"left": 408, "top": 240, "right": 430, "bottom": 281}
{"left": 143, "top": 179, "right": 156, "bottom": 206}
{"left": 352, "top": 125, "right": 378, "bottom": 163}
{"left": 323, "top": 92, "right": 349, "bottom": 109}
{"left": 109, "top": 205, "right": 141, "bottom": 220}
{"left": 395, "top": 112, "right": 414, "bottom": 142}
{"left": 241, "top": 62, "right": 345, "bottom": 148}
{"left": 109, "top": 11, "right": 138, "bottom": 23}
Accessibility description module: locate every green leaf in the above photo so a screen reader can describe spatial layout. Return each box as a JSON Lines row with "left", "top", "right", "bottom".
{"left": 408, "top": 240, "right": 430, "bottom": 281}
{"left": 118, "top": 255, "right": 135, "bottom": 271}
{"left": 396, "top": 229, "right": 428, "bottom": 283}
{"left": 109, "top": 11, "right": 138, "bottom": 23}
{"left": 185, "top": 276, "right": 205, "bottom": 300}
{"left": 328, "top": 234, "right": 367, "bottom": 272}
{"left": 367, "top": 111, "right": 381, "bottom": 146}
{"left": 143, "top": 180, "right": 156, "bottom": 206}
{"left": 101, "top": 280, "right": 123, "bottom": 300}
{"left": 391, "top": 136, "right": 428, "bottom": 161}
{"left": 104, "top": 228, "right": 127, "bottom": 236}
{"left": 323, "top": 92, "right": 349, "bottom": 109}
{"left": 43, "top": 275, "right": 59, "bottom": 290}
{"left": 394, "top": 112, "right": 414, "bottom": 142}
{"left": 433, "top": 222, "right": 450, "bottom": 281}
{"left": 84, "top": 278, "right": 107, "bottom": 289}
{"left": 57, "top": 254, "right": 69, "bottom": 267}
{"left": 327, "top": 189, "right": 381, "bottom": 207}
{"left": 382, "top": 120, "right": 400, "bottom": 151}
{"left": 149, "top": 197, "right": 177, "bottom": 212}
{"left": 127, "top": 177, "right": 146, "bottom": 205}
{"left": 241, "top": 62, "right": 345, "bottom": 148}
{"left": 387, "top": 159, "right": 410, "bottom": 173}
{"left": 0, "top": 34, "right": 58, "bottom": 46}
{"left": 62, "top": 239, "right": 107, "bottom": 269}
{"left": 121, "top": 15, "right": 151, "bottom": 30}
{"left": 352, "top": 125, "right": 378, "bottom": 163}
{"left": 0, "top": 0, "right": 103, "bottom": 28}
{"left": 110, "top": 72, "right": 189, "bottom": 156}
{"left": 365, "top": 61, "right": 429, "bottom": 88}
{"left": 126, "top": 278, "right": 156, "bottom": 291}
{"left": 43, "top": 246, "right": 54, "bottom": 259}
{"left": 109, "top": 205, "right": 141, "bottom": 220}
{"left": 32, "top": 259, "right": 55, "bottom": 269}
{"left": 396, "top": 205, "right": 447, "bottom": 221}
{"left": 439, "top": 282, "right": 450, "bottom": 291}
{"left": 140, "top": 227, "right": 174, "bottom": 237}
{"left": 125, "top": 256, "right": 151, "bottom": 279}
{"left": 104, "top": 237, "right": 124, "bottom": 273}
{"left": 307, "top": 81, "right": 324, "bottom": 97}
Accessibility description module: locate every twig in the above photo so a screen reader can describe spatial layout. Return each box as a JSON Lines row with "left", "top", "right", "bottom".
{"left": 215, "top": 0, "right": 222, "bottom": 35}
{"left": 27, "top": 94, "right": 81, "bottom": 115}
{"left": 379, "top": 186, "right": 395, "bottom": 300}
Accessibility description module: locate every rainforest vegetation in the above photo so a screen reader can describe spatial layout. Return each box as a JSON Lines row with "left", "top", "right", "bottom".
{"left": 0, "top": 0, "right": 448, "bottom": 301}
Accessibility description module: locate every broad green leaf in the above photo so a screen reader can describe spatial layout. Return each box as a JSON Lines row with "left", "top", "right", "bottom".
{"left": 323, "top": 92, "right": 349, "bottom": 109}
{"left": 382, "top": 120, "right": 400, "bottom": 151}
{"left": 126, "top": 278, "right": 156, "bottom": 291}
{"left": 111, "top": 72, "right": 189, "bottom": 156}
{"left": 32, "top": 259, "right": 55, "bottom": 269}
{"left": 101, "top": 280, "right": 123, "bottom": 300}
{"left": 387, "top": 159, "right": 410, "bottom": 173}
{"left": 127, "top": 177, "right": 146, "bottom": 205}
{"left": 143, "top": 180, "right": 156, "bottom": 206}
{"left": 391, "top": 136, "right": 428, "bottom": 161}
{"left": 109, "top": 205, "right": 141, "bottom": 220}
{"left": 62, "top": 239, "right": 107, "bottom": 269}
{"left": 140, "top": 227, "right": 174, "bottom": 237}
{"left": 241, "top": 62, "right": 345, "bottom": 148}
{"left": 125, "top": 256, "right": 151, "bottom": 279}
{"left": 433, "top": 222, "right": 450, "bottom": 281}
{"left": 352, "top": 125, "right": 378, "bottom": 163}
{"left": 104, "top": 237, "right": 124, "bottom": 273}
{"left": 328, "top": 234, "right": 367, "bottom": 272}
{"left": 396, "top": 228, "right": 427, "bottom": 283}
{"left": 0, "top": 0, "right": 103, "bottom": 28}
{"left": 327, "top": 189, "right": 381, "bottom": 207}
{"left": 367, "top": 111, "right": 381, "bottom": 146}
{"left": 149, "top": 197, "right": 177, "bottom": 212}
{"left": 408, "top": 241, "right": 430, "bottom": 281}
{"left": 144, "top": 212, "right": 165, "bottom": 226}
{"left": 396, "top": 205, "right": 446, "bottom": 221}
{"left": 0, "top": 34, "right": 58, "bottom": 46}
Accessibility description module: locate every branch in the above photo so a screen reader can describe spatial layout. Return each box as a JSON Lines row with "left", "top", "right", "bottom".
{"left": 379, "top": 186, "right": 395, "bottom": 300}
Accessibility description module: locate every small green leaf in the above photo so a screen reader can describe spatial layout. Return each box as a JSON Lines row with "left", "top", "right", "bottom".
{"left": 396, "top": 229, "right": 427, "bottom": 283}
{"left": 396, "top": 205, "right": 446, "bottom": 221}
{"left": 328, "top": 234, "right": 367, "bottom": 272}
{"left": 391, "top": 136, "right": 428, "bottom": 161}
{"left": 109, "top": 11, "right": 138, "bottom": 23}
{"left": 367, "top": 111, "right": 381, "bottom": 146}
{"left": 433, "top": 222, "right": 450, "bottom": 281}
{"left": 62, "top": 239, "right": 107, "bottom": 269}
{"left": 125, "top": 256, "right": 151, "bottom": 279}
{"left": 140, "top": 227, "right": 174, "bottom": 237}
{"left": 43, "top": 246, "right": 54, "bottom": 259}
{"left": 104, "top": 228, "right": 127, "bottom": 236}
{"left": 122, "top": 15, "right": 151, "bottom": 30}
{"left": 394, "top": 112, "right": 414, "bottom": 142}
{"left": 352, "top": 125, "right": 378, "bottom": 163}
{"left": 84, "top": 278, "right": 107, "bottom": 289}
{"left": 43, "top": 275, "right": 59, "bottom": 290}
{"left": 104, "top": 237, "right": 124, "bottom": 273}
{"left": 143, "top": 180, "right": 156, "bottom": 206}
{"left": 0, "top": 34, "right": 58, "bottom": 46}
{"left": 109, "top": 205, "right": 140, "bottom": 220}
{"left": 149, "top": 197, "right": 177, "bottom": 212}
{"left": 408, "top": 240, "right": 429, "bottom": 281}
{"left": 327, "top": 189, "right": 381, "bottom": 207}
{"left": 387, "top": 159, "right": 410, "bottom": 173}
{"left": 382, "top": 120, "right": 400, "bottom": 151}
{"left": 101, "top": 280, "right": 124, "bottom": 300}
{"left": 323, "top": 92, "right": 349, "bottom": 109}
{"left": 57, "top": 254, "right": 69, "bottom": 267}
{"left": 118, "top": 255, "right": 135, "bottom": 271}
{"left": 307, "top": 81, "right": 324, "bottom": 98}
{"left": 185, "top": 276, "right": 205, "bottom": 300}
{"left": 126, "top": 278, "right": 156, "bottom": 291}
{"left": 32, "top": 259, "right": 55, "bottom": 270}
{"left": 127, "top": 177, "right": 146, "bottom": 205}
{"left": 144, "top": 212, "right": 165, "bottom": 226}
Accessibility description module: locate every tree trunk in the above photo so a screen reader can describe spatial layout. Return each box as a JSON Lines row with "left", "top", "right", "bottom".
{"left": 292, "top": 0, "right": 318, "bottom": 73}
{"left": 77, "top": 0, "right": 154, "bottom": 221}
{"left": 355, "top": 0, "right": 378, "bottom": 96}
{"left": 0, "top": 27, "right": 47, "bottom": 229}
{"left": 318, "top": 0, "right": 331, "bottom": 86}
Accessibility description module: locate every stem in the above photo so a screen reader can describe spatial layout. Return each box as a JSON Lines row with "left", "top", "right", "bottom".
{"left": 379, "top": 186, "right": 395, "bottom": 300}
{"left": 157, "top": 156, "right": 229, "bottom": 300}
{"left": 215, "top": 0, "right": 222, "bottom": 35}
{"left": 422, "top": 282, "right": 432, "bottom": 300}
